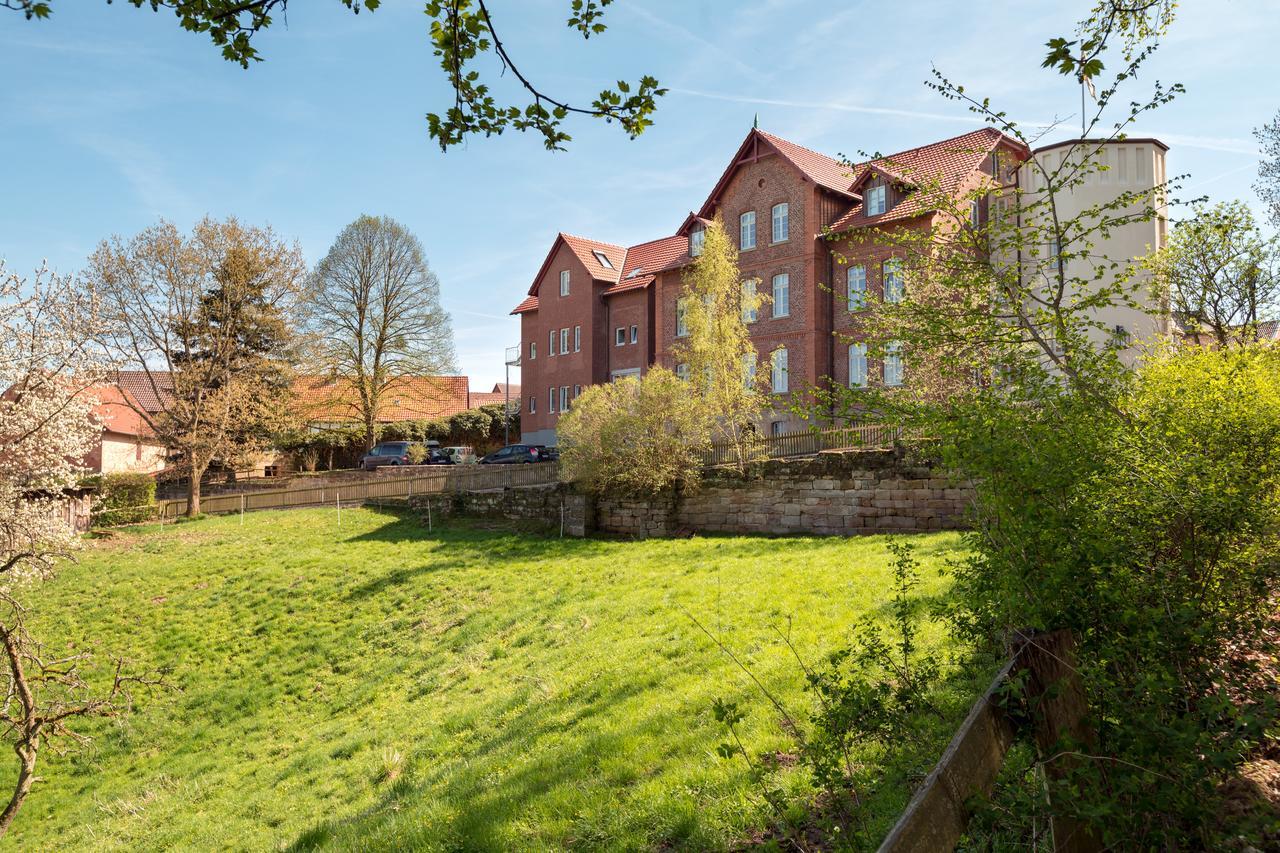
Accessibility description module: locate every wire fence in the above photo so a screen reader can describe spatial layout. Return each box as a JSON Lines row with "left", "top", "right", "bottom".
{"left": 702, "top": 424, "right": 900, "bottom": 467}
{"left": 154, "top": 463, "right": 561, "bottom": 518}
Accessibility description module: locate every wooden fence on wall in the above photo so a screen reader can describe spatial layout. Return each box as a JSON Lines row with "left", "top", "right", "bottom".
{"left": 703, "top": 424, "right": 901, "bottom": 467}
{"left": 156, "top": 463, "right": 561, "bottom": 518}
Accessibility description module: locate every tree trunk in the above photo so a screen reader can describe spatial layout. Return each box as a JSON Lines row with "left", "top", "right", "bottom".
{"left": 187, "top": 461, "right": 207, "bottom": 518}
{"left": 0, "top": 743, "right": 37, "bottom": 838}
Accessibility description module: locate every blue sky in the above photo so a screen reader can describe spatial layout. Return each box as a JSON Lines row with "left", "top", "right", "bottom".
{"left": 1, "top": 0, "right": 1274, "bottom": 388}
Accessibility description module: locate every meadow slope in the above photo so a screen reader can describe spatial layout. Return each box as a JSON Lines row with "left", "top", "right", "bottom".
{"left": 8, "top": 507, "right": 970, "bottom": 851}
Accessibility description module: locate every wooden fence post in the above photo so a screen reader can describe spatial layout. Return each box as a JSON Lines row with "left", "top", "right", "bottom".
{"left": 1009, "top": 629, "right": 1102, "bottom": 853}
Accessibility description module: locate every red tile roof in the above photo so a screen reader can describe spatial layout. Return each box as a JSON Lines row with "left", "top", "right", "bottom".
{"left": 114, "top": 370, "right": 173, "bottom": 414}
{"left": 560, "top": 233, "right": 626, "bottom": 284}
{"left": 88, "top": 383, "right": 155, "bottom": 438}
{"left": 468, "top": 392, "right": 507, "bottom": 408}
{"left": 294, "top": 375, "right": 472, "bottom": 423}
{"left": 756, "top": 129, "right": 859, "bottom": 196}
{"left": 604, "top": 235, "right": 689, "bottom": 296}
{"left": 831, "top": 128, "right": 1028, "bottom": 232}
{"left": 511, "top": 295, "right": 539, "bottom": 315}
{"left": 490, "top": 383, "right": 520, "bottom": 396}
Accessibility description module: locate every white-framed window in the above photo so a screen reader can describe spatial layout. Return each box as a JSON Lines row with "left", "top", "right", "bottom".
{"left": 884, "top": 341, "right": 903, "bottom": 387}
{"left": 970, "top": 199, "right": 981, "bottom": 227}
{"left": 529, "top": 396, "right": 536, "bottom": 414}
{"left": 865, "top": 183, "right": 886, "bottom": 217}
{"left": 741, "top": 279, "right": 758, "bottom": 323}
{"left": 560, "top": 328, "right": 569, "bottom": 353}
{"left": 771, "top": 346, "right": 788, "bottom": 393}
{"left": 574, "top": 325, "right": 581, "bottom": 352}
{"left": 740, "top": 211, "right": 757, "bottom": 250}
{"left": 848, "top": 343, "right": 868, "bottom": 388}
{"left": 676, "top": 362, "right": 690, "bottom": 381}
{"left": 630, "top": 324, "right": 638, "bottom": 344}
{"left": 847, "top": 265, "right": 866, "bottom": 310}
{"left": 883, "top": 259, "right": 904, "bottom": 303}
{"left": 559, "top": 269, "right": 570, "bottom": 297}
{"left": 771, "top": 203, "right": 789, "bottom": 243}
{"left": 548, "top": 387, "right": 556, "bottom": 413}
{"left": 592, "top": 250, "right": 613, "bottom": 269}
{"left": 676, "top": 297, "right": 689, "bottom": 337}
{"left": 690, "top": 225, "right": 705, "bottom": 257}
{"left": 772, "top": 273, "right": 790, "bottom": 318}
{"left": 615, "top": 327, "right": 625, "bottom": 346}
{"left": 560, "top": 386, "right": 569, "bottom": 411}
{"left": 742, "top": 352, "right": 757, "bottom": 390}
{"left": 574, "top": 384, "right": 582, "bottom": 398}
{"left": 548, "top": 330, "right": 556, "bottom": 356}
{"left": 529, "top": 341, "right": 537, "bottom": 359}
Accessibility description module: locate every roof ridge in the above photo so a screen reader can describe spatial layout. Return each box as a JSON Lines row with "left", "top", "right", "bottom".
{"left": 866, "top": 127, "right": 1003, "bottom": 167}
{"left": 756, "top": 128, "right": 845, "bottom": 167}
{"left": 559, "top": 231, "right": 627, "bottom": 251}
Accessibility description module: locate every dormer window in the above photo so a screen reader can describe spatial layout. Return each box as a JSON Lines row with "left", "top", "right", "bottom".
{"left": 592, "top": 250, "right": 614, "bottom": 269}
{"left": 865, "top": 184, "right": 886, "bottom": 217}
{"left": 690, "top": 226, "right": 705, "bottom": 257}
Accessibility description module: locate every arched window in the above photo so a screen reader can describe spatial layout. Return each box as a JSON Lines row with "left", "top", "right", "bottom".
{"left": 771, "top": 346, "right": 789, "bottom": 394}
{"left": 848, "top": 343, "right": 867, "bottom": 388}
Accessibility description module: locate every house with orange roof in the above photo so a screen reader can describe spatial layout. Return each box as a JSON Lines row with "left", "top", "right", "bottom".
{"left": 81, "top": 381, "right": 169, "bottom": 475}
{"left": 516, "top": 126, "right": 1169, "bottom": 445}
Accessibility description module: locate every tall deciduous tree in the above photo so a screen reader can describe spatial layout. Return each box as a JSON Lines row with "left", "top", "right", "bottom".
{"left": 0, "top": 262, "right": 161, "bottom": 837}
{"left": 674, "top": 216, "right": 768, "bottom": 473}
{"left": 1255, "top": 109, "right": 1280, "bottom": 229}
{"left": 305, "top": 215, "right": 457, "bottom": 451}
{"left": 1145, "top": 201, "right": 1279, "bottom": 346}
{"left": 87, "top": 217, "right": 306, "bottom": 516}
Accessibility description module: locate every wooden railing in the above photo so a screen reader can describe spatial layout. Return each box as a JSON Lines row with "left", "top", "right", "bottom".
{"left": 703, "top": 424, "right": 900, "bottom": 467}
{"left": 155, "top": 463, "right": 560, "bottom": 518}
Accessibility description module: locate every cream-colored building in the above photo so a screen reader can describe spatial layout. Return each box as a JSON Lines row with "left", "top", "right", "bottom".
{"left": 1014, "top": 138, "right": 1170, "bottom": 358}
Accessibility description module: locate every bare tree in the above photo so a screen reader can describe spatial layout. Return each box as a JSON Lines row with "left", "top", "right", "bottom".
{"left": 1255, "top": 109, "right": 1280, "bottom": 229}
{"left": 304, "top": 215, "right": 457, "bottom": 451}
{"left": 86, "top": 217, "right": 306, "bottom": 516}
{"left": 1145, "top": 201, "right": 1279, "bottom": 347}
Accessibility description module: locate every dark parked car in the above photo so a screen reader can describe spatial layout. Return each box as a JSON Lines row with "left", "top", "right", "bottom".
{"left": 478, "top": 444, "right": 542, "bottom": 464}
{"left": 532, "top": 445, "right": 560, "bottom": 462}
{"left": 423, "top": 448, "right": 454, "bottom": 465}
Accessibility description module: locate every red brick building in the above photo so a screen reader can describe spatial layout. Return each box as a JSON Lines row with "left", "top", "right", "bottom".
{"left": 513, "top": 126, "right": 1031, "bottom": 445}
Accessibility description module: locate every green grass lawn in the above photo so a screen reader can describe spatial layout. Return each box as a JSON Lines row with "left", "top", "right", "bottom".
{"left": 9, "top": 507, "right": 970, "bottom": 851}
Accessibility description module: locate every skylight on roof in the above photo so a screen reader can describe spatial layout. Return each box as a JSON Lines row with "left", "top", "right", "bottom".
{"left": 592, "top": 250, "right": 614, "bottom": 269}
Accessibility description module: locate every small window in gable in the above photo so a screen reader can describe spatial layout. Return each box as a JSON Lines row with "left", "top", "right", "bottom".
{"left": 690, "top": 225, "right": 705, "bottom": 257}
{"left": 560, "top": 269, "right": 570, "bottom": 296}
{"left": 865, "top": 183, "right": 886, "bottom": 217}
{"left": 592, "top": 250, "right": 613, "bottom": 269}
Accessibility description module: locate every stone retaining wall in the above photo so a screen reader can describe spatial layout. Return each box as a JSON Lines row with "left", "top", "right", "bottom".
{"left": 596, "top": 450, "right": 972, "bottom": 538}
{"left": 407, "top": 484, "right": 591, "bottom": 536}
{"left": 406, "top": 450, "right": 972, "bottom": 539}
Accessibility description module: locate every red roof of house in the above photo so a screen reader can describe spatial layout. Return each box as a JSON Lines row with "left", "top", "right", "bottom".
{"left": 491, "top": 383, "right": 520, "bottom": 395}
{"left": 294, "top": 375, "right": 472, "bottom": 423}
{"left": 511, "top": 294, "right": 539, "bottom": 315}
{"left": 114, "top": 370, "right": 173, "bottom": 414}
{"left": 604, "top": 235, "right": 689, "bottom": 296}
{"left": 830, "top": 128, "right": 1029, "bottom": 232}
{"left": 756, "top": 129, "right": 860, "bottom": 196}
{"left": 87, "top": 383, "right": 156, "bottom": 439}
{"left": 468, "top": 392, "right": 506, "bottom": 408}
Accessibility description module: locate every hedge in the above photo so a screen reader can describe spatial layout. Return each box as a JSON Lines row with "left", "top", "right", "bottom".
{"left": 84, "top": 472, "right": 157, "bottom": 526}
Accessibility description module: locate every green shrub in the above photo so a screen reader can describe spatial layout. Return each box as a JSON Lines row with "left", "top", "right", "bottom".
{"left": 405, "top": 443, "right": 428, "bottom": 465}
{"left": 86, "top": 472, "right": 157, "bottom": 527}
{"left": 937, "top": 343, "right": 1280, "bottom": 848}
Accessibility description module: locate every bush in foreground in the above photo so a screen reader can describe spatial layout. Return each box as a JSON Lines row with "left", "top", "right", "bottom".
{"left": 85, "top": 472, "right": 156, "bottom": 527}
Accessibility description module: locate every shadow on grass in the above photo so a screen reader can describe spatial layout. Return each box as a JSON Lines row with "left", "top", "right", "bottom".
{"left": 283, "top": 672, "right": 707, "bottom": 852}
